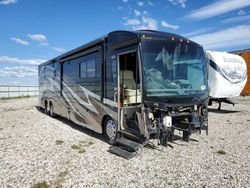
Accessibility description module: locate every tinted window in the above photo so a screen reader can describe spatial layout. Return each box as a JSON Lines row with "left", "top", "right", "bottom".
{"left": 80, "top": 59, "right": 96, "bottom": 78}
{"left": 80, "top": 62, "right": 87, "bottom": 78}
{"left": 142, "top": 40, "right": 207, "bottom": 97}
{"left": 87, "top": 59, "right": 95, "bottom": 78}
{"left": 111, "top": 59, "right": 117, "bottom": 84}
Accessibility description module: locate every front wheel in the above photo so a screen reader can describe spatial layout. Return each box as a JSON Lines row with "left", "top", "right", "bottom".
{"left": 104, "top": 117, "right": 118, "bottom": 144}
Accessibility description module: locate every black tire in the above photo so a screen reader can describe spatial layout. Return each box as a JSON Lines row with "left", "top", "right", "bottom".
{"left": 104, "top": 117, "right": 118, "bottom": 144}
{"left": 45, "top": 101, "right": 49, "bottom": 115}
{"left": 49, "top": 103, "right": 55, "bottom": 118}
{"left": 183, "top": 131, "right": 190, "bottom": 142}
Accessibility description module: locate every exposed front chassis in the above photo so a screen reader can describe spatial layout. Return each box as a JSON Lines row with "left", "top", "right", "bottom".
{"left": 144, "top": 103, "right": 208, "bottom": 146}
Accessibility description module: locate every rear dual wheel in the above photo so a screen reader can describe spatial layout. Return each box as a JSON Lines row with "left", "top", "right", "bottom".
{"left": 49, "top": 103, "right": 55, "bottom": 118}
{"left": 45, "top": 102, "right": 49, "bottom": 115}
{"left": 45, "top": 101, "right": 55, "bottom": 118}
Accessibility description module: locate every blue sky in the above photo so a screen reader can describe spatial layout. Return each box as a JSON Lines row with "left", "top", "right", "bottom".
{"left": 0, "top": 0, "right": 250, "bottom": 85}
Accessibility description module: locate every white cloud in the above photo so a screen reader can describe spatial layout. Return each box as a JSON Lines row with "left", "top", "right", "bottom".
{"left": 125, "top": 18, "right": 141, "bottom": 27}
{"left": 26, "top": 33, "right": 64, "bottom": 52}
{"left": 27, "top": 34, "right": 47, "bottom": 42}
{"left": 0, "top": 56, "right": 46, "bottom": 66}
{"left": 168, "top": 0, "right": 187, "bottom": 8}
{"left": 124, "top": 7, "right": 159, "bottom": 30}
{"left": 124, "top": 8, "right": 158, "bottom": 31}
{"left": 134, "top": 9, "right": 141, "bottom": 17}
{"left": 139, "top": 17, "right": 158, "bottom": 30}
{"left": 117, "top": 6, "right": 123, "bottom": 10}
{"left": 0, "top": 66, "right": 37, "bottom": 78}
{"left": 137, "top": 1, "right": 143, "bottom": 6}
{"left": 182, "top": 28, "right": 214, "bottom": 37}
{"left": 238, "top": 10, "right": 246, "bottom": 15}
{"left": 125, "top": 16, "right": 158, "bottom": 30}
{"left": 148, "top": 1, "right": 155, "bottom": 6}
{"left": 161, "top": 20, "right": 179, "bottom": 30}
{"left": 10, "top": 37, "right": 29, "bottom": 46}
{"left": 52, "top": 47, "right": 66, "bottom": 52}
{"left": 186, "top": 0, "right": 250, "bottom": 20}
{"left": 0, "top": 0, "right": 17, "bottom": 5}
{"left": 190, "top": 25, "right": 250, "bottom": 50}
{"left": 221, "top": 15, "right": 250, "bottom": 24}
{"left": 122, "top": 0, "right": 128, "bottom": 3}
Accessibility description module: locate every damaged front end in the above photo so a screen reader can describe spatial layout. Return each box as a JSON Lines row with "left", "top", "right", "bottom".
{"left": 143, "top": 101, "right": 208, "bottom": 146}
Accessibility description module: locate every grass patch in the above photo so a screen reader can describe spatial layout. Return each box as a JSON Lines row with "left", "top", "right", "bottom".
{"left": 31, "top": 181, "right": 49, "bottom": 188}
{"left": 71, "top": 144, "right": 81, "bottom": 150}
{"left": 50, "top": 169, "right": 68, "bottom": 188}
{"left": 78, "top": 148, "right": 86, "bottom": 153}
{"left": 88, "top": 140, "right": 94, "bottom": 145}
{"left": 71, "top": 140, "right": 94, "bottom": 153}
{"left": 55, "top": 140, "right": 64, "bottom": 145}
{"left": 216, "top": 149, "right": 226, "bottom": 155}
{"left": 80, "top": 139, "right": 95, "bottom": 147}
{"left": 0, "top": 95, "right": 31, "bottom": 100}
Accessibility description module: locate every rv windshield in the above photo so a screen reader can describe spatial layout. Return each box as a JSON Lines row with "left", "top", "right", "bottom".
{"left": 141, "top": 40, "right": 207, "bottom": 98}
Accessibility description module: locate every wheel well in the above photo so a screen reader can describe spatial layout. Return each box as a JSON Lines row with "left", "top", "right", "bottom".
{"left": 45, "top": 100, "right": 48, "bottom": 108}
{"left": 101, "top": 115, "right": 110, "bottom": 133}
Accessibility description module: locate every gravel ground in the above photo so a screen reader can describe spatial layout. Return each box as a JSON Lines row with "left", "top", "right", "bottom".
{"left": 0, "top": 97, "right": 249, "bottom": 188}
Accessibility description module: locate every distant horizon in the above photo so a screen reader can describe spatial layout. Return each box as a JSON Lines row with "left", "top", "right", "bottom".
{"left": 1, "top": 0, "right": 250, "bottom": 85}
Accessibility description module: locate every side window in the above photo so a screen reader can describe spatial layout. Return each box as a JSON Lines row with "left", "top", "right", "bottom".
{"left": 87, "top": 59, "right": 96, "bottom": 78}
{"left": 111, "top": 60, "right": 117, "bottom": 85}
{"left": 77, "top": 50, "right": 101, "bottom": 95}
{"left": 79, "top": 58, "right": 96, "bottom": 78}
{"left": 80, "top": 62, "right": 87, "bottom": 78}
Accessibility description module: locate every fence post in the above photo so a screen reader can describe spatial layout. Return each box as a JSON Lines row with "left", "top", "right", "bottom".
{"left": 8, "top": 86, "right": 9, "bottom": 98}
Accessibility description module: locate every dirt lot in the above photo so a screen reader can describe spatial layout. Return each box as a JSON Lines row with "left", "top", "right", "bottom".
{"left": 0, "top": 97, "right": 249, "bottom": 188}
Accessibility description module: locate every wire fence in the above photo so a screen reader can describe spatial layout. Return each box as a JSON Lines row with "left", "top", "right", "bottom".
{"left": 0, "top": 85, "right": 38, "bottom": 98}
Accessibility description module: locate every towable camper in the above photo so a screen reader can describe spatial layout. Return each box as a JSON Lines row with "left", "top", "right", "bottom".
{"left": 206, "top": 51, "right": 247, "bottom": 110}
{"left": 39, "top": 30, "right": 209, "bottom": 158}
{"left": 231, "top": 49, "right": 250, "bottom": 96}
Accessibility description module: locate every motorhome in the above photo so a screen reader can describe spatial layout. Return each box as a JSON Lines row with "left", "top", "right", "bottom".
{"left": 206, "top": 51, "right": 247, "bottom": 110}
{"left": 39, "top": 30, "right": 209, "bottom": 158}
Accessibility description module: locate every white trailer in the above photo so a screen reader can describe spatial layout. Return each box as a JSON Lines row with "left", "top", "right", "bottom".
{"left": 206, "top": 51, "right": 247, "bottom": 109}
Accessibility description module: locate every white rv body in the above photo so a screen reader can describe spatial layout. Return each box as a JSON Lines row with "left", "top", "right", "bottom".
{"left": 206, "top": 51, "right": 247, "bottom": 98}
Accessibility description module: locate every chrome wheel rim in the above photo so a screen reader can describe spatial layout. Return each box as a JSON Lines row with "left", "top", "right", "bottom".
{"left": 106, "top": 119, "right": 117, "bottom": 140}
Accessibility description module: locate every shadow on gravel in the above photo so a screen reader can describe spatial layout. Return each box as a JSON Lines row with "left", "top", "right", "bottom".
{"left": 35, "top": 106, "right": 107, "bottom": 143}
{"left": 35, "top": 106, "right": 202, "bottom": 148}
{"left": 208, "top": 108, "right": 241, "bottom": 114}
